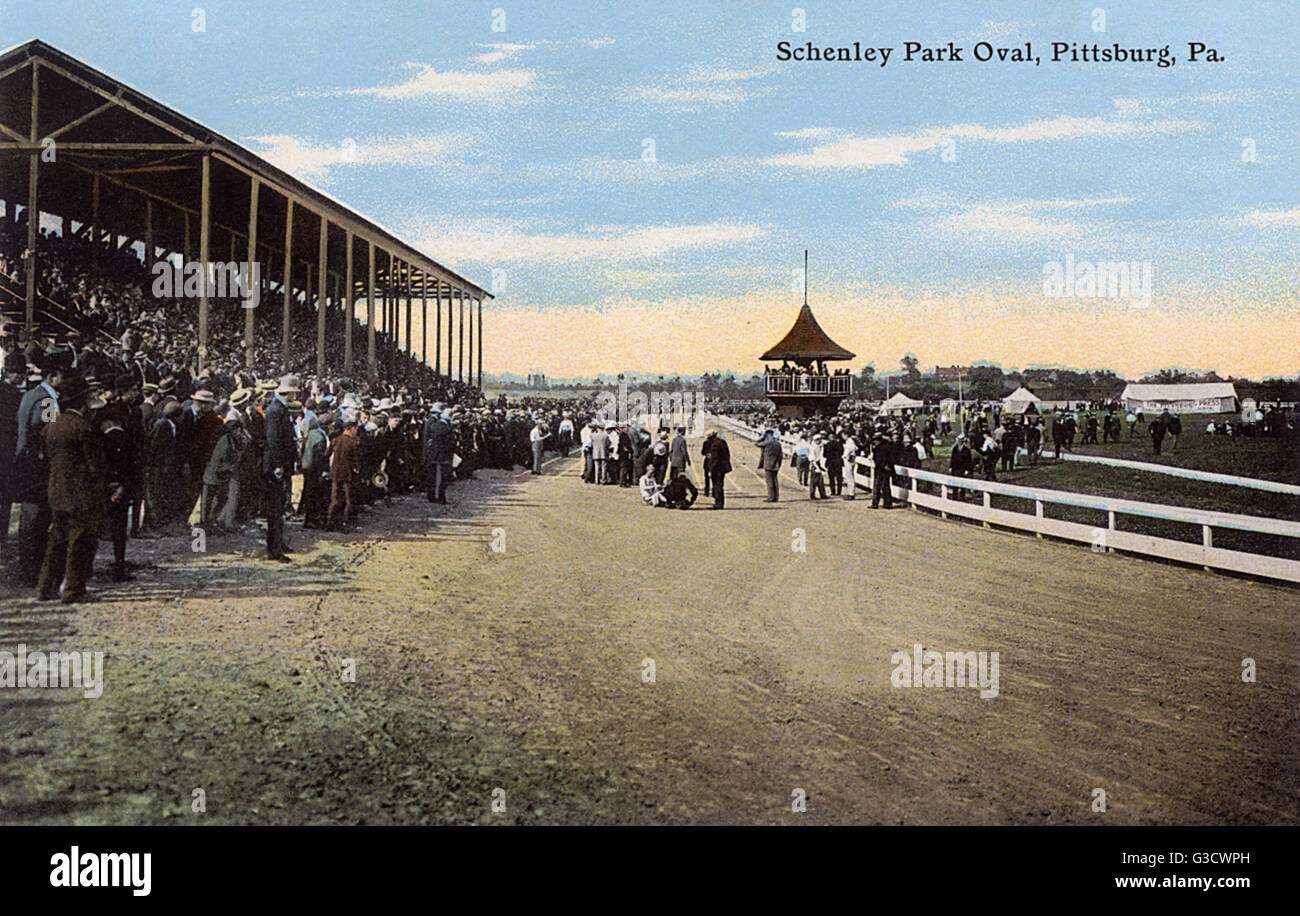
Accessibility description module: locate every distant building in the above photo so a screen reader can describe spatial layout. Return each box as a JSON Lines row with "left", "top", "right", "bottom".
{"left": 932, "top": 365, "right": 972, "bottom": 381}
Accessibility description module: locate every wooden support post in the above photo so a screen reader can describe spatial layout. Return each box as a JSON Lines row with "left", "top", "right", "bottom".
{"left": 344, "top": 230, "right": 354, "bottom": 374}
{"left": 420, "top": 270, "right": 427, "bottom": 371}
{"left": 940, "top": 483, "right": 948, "bottom": 519}
{"left": 383, "top": 256, "right": 392, "bottom": 377}
{"left": 23, "top": 61, "right": 38, "bottom": 336}
{"left": 436, "top": 283, "right": 444, "bottom": 377}
{"left": 144, "top": 200, "right": 153, "bottom": 262}
{"left": 198, "top": 152, "right": 210, "bottom": 373}
{"left": 982, "top": 490, "right": 991, "bottom": 528}
{"left": 1107, "top": 509, "right": 1116, "bottom": 553}
{"left": 1202, "top": 525, "right": 1213, "bottom": 572}
{"left": 477, "top": 295, "right": 483, "bottom": 389}
{"left": 366, "top": 242, "right": 376, "bottom": 378}
{"left": 243, "top": 178, "right": 259, "bottom": 369}
{"left": 281, "top": 197, "right": 293, "bottom": 368}
{"left": 458, "top": 289, "right": 465, "bottom": 382}
{"left": 316, "top": 212, "right": 327, "bottom": 379}
{"left": 91, "top": 172, "right": 100, "bottom": 282}
{"left": 1035, "top": 498, "right": 1043, "bottom": 538}
{"left": 403, "top": 260, "right": 412, "bottom": 370}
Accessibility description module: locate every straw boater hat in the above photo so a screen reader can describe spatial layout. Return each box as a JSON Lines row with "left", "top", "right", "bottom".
{"left": 191, "top": 389, "right": 215, "bottom": 405}
{"left": 277, "top": 374, "right": 301, "bottom": 394}
{"left": 228, "top": 388, "right": 252, "bottom": 409}
{"left": 158, "top": 376, "right": 176, "bottom": 394}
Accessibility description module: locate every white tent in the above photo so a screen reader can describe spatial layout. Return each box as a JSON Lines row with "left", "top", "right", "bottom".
{"left": 1121, "top": 382, "right": 1237, "bottom": 414}
{"left": 1002, "top": 386, "right": 1041, "bottom": 412}
{"left": 880, "top": 392, "right": 924, "bottom": 413}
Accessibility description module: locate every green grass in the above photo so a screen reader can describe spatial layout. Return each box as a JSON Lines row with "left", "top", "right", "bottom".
{"left": 1058, "top": 413, "right": 1299, "bottom": 484}
{"left": 911, "top": 431, "right": 1300, "bottom": 561}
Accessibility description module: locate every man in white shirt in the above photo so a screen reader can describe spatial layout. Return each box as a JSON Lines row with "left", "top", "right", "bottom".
{"left": 639, "top": 466, "right": 666, "bottom": 506}
{"left": 580, "top": 420, "right": 595, "bottom": 483}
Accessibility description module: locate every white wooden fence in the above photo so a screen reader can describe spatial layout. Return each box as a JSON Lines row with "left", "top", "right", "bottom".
{"left": 704, "top": 412, "right": 1300, "bottom": 584}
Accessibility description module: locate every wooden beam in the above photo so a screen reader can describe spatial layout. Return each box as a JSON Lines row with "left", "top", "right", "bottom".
{"left": 34, "top": 58, "right": 200, "bottom": 143}
{"left": 44, "top": 98, "right": 117, "bottom": 140}
{"left": 198, "top": 151, "right": 210, "bottom": 373}
{"left": 281, "top": 197, "right": 293, "bottom": 368}
{"left": 23, "top": 61, "right": 38, "bottom": 335}
{"left": 367, "top": 241, "right": 376, "bottom": 378}
{"left": 344, "top": 230, "right": 354, "bottom": 374}
{"left": 404, "top": 260, "right": 412, "bottom": 374}
{"left": 244, "top": 177, "right": 259, "bottom": 369}
{"left": 477, "top": 295, "right": 483, "bottom": 389}
{"left": 317, "top": 212, "right": 327, "bottom": 378}
{"left": 0, "top": 142, "right": 209, "bottom": 151}
{"left": 458, "top": 289, "right": 465, "bottom": 383}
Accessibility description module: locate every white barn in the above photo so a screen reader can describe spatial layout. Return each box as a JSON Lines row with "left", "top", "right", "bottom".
{"left": 1121, "top": 382, "right": 1237, "bottom": 414}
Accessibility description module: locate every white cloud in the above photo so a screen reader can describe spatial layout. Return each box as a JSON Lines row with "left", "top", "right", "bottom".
{"left": 1230, "top": 208, "right": 1300, "bottom": 227}
{"left": 244, "top": 133, "right": 463, "bottom": 179}
{"left": 350, "top": 65, "right": 535, "bottom": 100}
{"left": 416, "top": 220, "right": 769, "bottom": 263}
{"left": 941, "top": 204, "right": 1079, "bottom": 241}
{"left": 472, "top": 43, "right": 538, "bottom": 64}
{"left": 766, "top": 115, "right": 1204, "bottom": 169}
{"left": 911, "top": 197, "right": 1136, "bottom": 243}
{"left": 629, "top": 64, "right": 772, "bottom": 108}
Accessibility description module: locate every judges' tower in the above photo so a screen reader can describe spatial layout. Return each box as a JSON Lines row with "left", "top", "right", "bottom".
{"left": 760, "top": 253, "right": 855, "bottom": 418}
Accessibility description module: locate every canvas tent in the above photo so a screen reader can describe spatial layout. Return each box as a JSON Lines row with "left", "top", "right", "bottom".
{"left": 1002, "top": 386, "right": 1041, "bottom": 413}
{"left": 880, "top": 392, "right": 924, "bottom": 413}
{"left": 1121, "top": 382, "right": 1237, "bottom": 414}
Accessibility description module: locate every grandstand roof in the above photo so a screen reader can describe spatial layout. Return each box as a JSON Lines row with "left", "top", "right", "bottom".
{"left": 0, "top": 38, "right": 489, "bottom": 298}
{"left": 760, "top": 303, "right": 855, "bottom": 362}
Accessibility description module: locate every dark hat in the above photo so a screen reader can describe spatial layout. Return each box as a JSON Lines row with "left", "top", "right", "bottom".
{"left": 59, "top": 374, "right": 91, "bottom": 407}
{"left": 3, "top": 351, "right": 25, "bottom": 373}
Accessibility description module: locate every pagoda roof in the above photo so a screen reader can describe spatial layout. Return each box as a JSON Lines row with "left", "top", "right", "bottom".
{"left": 760, "top": 303, "right": 855, "bottom": 361}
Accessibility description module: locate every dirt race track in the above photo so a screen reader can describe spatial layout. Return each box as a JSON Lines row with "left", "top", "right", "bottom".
{"left": 1, "top": 418, "right": 1297, "bottom": 825}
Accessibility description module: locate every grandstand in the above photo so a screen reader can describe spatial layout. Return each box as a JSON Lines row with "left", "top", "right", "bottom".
{"left": 0, "top": 39, "right": 489, "bottom": 384}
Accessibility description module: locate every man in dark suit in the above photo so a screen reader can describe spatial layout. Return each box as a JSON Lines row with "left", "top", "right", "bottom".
{"left": 706, "top": 432, "right": 732, "bottom": 509}
{"left": 757, "top": 429, "right": 783, "bottom": 502}
{"left": 668, "top": 427, "right": 690, "bottom": 480}
{"left": 15, "top": 353, "right": 66, "bottom": 587}
{"left": 0, "top": 350, "right": 25, "bottom": 572}
{"left": 37, "top": 376, "right": 104, "bottom": 603}
{"left": 823, "top": 432, "right": 845, "bottom": 496}
{"left": 422, "top": 405, "right": 455, "bottom": 504}
{"left": 870, "top": 434, "right": 896, "bottom": 509}
{"left": 262, "top": 374, "right": 299, "bottom": 561}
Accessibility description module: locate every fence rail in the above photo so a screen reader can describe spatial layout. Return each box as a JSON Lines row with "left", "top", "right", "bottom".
{"left": 704, "top": 412, "right": 1300, "bottom": 584}
{"left": 764, "top": 374, "right": 853, "bottom": 396}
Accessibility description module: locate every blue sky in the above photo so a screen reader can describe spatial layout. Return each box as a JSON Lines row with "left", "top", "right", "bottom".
{"left": 6, "top": 0, "right": 1298, "bottom": 378}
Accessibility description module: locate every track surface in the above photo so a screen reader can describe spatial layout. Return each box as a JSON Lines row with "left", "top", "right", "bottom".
{"left": 1, "top": 419, "right": 1297, "bottom": 824}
